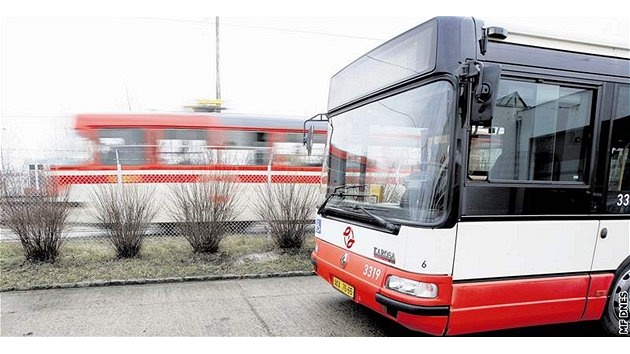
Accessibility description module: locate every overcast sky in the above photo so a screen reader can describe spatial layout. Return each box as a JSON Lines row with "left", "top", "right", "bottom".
{"left": 1, "top": 1, "right": 629, "bottom": 165}
{"left": 3, "top": 16, "right": 628, "bottom": 117}
{"left": 1, "top": 17, "right": 424, "bottom": 117}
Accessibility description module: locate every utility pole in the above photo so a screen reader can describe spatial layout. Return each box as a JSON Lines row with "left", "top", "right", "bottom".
{"left": 189, "top": 16, "right": 224, "bottom": 112}
{"left": 215, "top": 16, "right": 221, "bottom": 101}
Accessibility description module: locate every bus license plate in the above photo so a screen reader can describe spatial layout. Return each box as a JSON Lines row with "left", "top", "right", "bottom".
{"left": 333, "top": 277, "right": 355, "bottom": 299}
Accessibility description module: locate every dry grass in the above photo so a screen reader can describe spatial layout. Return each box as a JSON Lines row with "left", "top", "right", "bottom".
{"left": 0, "top": 234, "right": 314, "bottom": 291}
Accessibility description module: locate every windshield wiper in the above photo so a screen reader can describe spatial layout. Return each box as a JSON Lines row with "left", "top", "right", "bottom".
{"left": 354, "top": 205, "right": 400, "bottom": 233}
{"left": 318, "top": 184, "right": 400, "bottom": 233}
{"left": 317, "top": 184, "right": 368, "bottom": 214}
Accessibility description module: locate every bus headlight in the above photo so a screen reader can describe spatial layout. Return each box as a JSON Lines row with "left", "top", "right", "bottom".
{"left": 385, "top": 275, "right": 438, "bottom": 298}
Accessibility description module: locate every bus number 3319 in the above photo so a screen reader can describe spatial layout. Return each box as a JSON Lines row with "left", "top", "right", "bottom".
{"left": 307, "top": 16, "right": 630, "bottom": 336}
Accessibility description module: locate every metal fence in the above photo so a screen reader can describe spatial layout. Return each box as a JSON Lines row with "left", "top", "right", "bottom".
{"left": 0, "top": 150, "right": 324, "bottom": 244}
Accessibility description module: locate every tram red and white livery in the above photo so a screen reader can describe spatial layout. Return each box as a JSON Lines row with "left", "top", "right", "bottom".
{"left": 308, "top": 17, "right": 630, "bottom": 335}
{"left": 50, "top": 112, "right": 326, "bottom": 222}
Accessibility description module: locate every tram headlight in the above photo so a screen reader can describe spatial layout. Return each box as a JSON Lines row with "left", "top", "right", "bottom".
{"left": 385, "top": 276, "right": 438, "bottom": 298}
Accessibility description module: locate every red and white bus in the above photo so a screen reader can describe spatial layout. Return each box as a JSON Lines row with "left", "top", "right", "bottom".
{"left": 308, "top": 17, "right": 630, "bottom": 335}
{"left": 49, "top": 112, "right": 326, "bottom": 223}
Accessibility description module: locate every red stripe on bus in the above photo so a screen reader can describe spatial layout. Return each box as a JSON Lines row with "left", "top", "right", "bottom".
{"left": 582, "top": 273, "right": 614, "bottom": 321}
{"left": 447, "top": 275, "right": 591, "bottom": 335}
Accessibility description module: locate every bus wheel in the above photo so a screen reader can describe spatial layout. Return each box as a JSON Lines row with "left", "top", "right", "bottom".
{"left": 601, "top": 262, "right": 630, "bottom": 336}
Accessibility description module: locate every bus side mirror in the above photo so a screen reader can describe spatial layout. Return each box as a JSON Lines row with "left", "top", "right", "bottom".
{"left": 303, "top": 113, "right": 328, "bottom": 156}
{"left": 304, "top": 124, "right": 315, "bottom": 156}
{"left": 471, "top": 63, "right": 501, "bottom": 126}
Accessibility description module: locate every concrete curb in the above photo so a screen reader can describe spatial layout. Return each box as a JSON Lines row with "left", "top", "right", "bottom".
{"left": 0, "top": 270, "right": 316, "bottom": 292}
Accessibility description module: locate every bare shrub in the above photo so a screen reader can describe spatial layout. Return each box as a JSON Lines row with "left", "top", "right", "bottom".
{"left": 168, "top": 174, "right": 241, "bottom": 253}
{"left": 90, "top": 185, "right": 159, "bottom": 258}
{"left": 1, "top": 169, "right": 70, "bottom": 263}
{"left": 252, "top": 183, "right": 319, "bottom": 250}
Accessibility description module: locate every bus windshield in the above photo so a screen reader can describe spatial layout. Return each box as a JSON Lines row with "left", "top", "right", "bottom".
{"left": 323, "top": 80, "right": 453, "bottom": 225}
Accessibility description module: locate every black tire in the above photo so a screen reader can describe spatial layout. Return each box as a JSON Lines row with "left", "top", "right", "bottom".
{"left": 601, "top": 261, "right": 630, "bottom": 336}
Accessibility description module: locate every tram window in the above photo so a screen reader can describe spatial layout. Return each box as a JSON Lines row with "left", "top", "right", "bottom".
{"left": 606, "top": 85, "right": 630, "bottom": 213}
{"left": 98, "top": 129, "right": 147, "bottom": 165}
{"left": 214, "top": 130, "right": 269, "bottom": 165}
{"left": 314, "top": 132, "right": 326, "bottom": 145}
{"left": 254, "top": 132, "right": 269, "bottom": 165}
{"left": 275, "top": 133, "right": 325, "bottom": 166}
{"left": 472, "top": 79, "right": 593, "bottom": 183}
{"left": 284, "top": 132, "right": 302, "bottom": 144}
{"left": 158, "top": 129, "right": 208, "bottom": 165}
{"left": 274, "top": 133, "right": 304, "bottom": 166}
{"left": 284, "top": 132, "right": 326, "bottom": 144}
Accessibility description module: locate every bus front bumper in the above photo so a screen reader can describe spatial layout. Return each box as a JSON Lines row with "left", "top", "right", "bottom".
{"left": 311, "top": 239, "right": 452, "bottom": 336}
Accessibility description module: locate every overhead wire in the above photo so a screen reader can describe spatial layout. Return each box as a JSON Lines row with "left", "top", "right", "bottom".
{"left": 133, "top": 17, "right": 386, "bottom": 41}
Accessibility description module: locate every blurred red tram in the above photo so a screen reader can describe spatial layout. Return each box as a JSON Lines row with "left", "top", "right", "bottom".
{"left": 49, "top": 113, "right": 327, "bottom": 223}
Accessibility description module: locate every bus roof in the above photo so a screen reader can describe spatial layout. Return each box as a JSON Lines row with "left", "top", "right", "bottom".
{"left": 484, "top": 39, "right": 630, "bottom": 81}
{"left": 499, "top": 31, "right": 630, "bottom": 59}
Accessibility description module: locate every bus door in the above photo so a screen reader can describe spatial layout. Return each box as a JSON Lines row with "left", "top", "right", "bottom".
{"left": 592, "top": 85, "right": 630, "bottom": 274}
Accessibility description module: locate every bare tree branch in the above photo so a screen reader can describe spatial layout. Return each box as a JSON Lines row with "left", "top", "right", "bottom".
{"left": 167, "top": 172, "right": 241, "bottom": 253}
{"left": 1, "top": 169, "right": 70, "bottom": 263}
{"left": 90, "top": 184, "right": 159, "bottom": 258}
{"left": 252, "top": 183, "right": 319, "bottom": 250}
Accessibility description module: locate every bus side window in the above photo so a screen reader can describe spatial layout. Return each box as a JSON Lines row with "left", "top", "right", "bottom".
{"left": 468, "top": 126, "right": 503, "bottom": 180}
{"left": 606, "top": 85, "right": 630, "bottom": 213}
{"left": 470, "top": 79, "right": 594, "bottom": 183}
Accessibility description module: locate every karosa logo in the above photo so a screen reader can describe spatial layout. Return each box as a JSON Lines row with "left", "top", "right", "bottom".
{"left": 373, "top": 247, "right": 396, "bottom": 264}
{"left": 343, "top": 226, "right": 355, "bottom": 248}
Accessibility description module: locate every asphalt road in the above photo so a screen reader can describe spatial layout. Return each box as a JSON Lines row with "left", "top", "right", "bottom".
{"left": 0, "top": 276, "right": 607, "bottom": 337}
